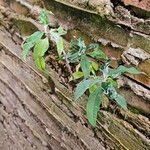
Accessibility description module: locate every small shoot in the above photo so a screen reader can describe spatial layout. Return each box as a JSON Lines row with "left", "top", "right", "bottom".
{"left": 38, "top": 9, "right": 49, "bottom": 25}
{"left": 50, "top": 26, "right": 67, "bottom": 57}
{"left": 67, "top": 38, "right": 106, "bottom": 80}
{"left": 70, "top": 39, "right": 141, "bottom": 127}
{"left": 22, "top": 9, "right": 66, "bottom": 72}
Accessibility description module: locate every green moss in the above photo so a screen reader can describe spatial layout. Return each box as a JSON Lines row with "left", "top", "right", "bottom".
{"left": 128, "top": 105, "right": 140, "bottom": 114}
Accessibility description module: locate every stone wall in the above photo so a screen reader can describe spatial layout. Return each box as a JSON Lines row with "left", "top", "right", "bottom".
{"left": 0, "top": 0, "right": 150, "bottom": 149}
{"left": 23, "top": 0, "right": 150, "bottom": 115}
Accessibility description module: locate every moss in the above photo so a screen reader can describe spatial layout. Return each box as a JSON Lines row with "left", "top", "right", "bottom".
{"left": 130, "top": 33, "right": 150, "bottom": 53}
{"left": 128, "top": 105, "right": 140, "bottom": 114}
{"left": 102, "top": 113, "right": 150, "bottom": 150}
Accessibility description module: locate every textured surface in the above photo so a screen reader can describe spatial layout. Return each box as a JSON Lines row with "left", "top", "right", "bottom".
{"left": 0, "top": 27, "right": 105, "bottom": 150}
{"left": 123, "top": 0, "right": 150, "bottom": 11}
{"left": 0, "top": 0, "right": 150, "bottom": 150}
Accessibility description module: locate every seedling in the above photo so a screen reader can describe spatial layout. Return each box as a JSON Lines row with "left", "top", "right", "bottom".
{"left": 22, "top": 9, "right": 66, "bottom": 72}
{"left": 21, "top": 10, "right": 141, "bottom": 128}
{"left": 67, "top": 38, "right": 140, "bottom": 127}
{"left": 67, "top": 38, "right": 108, "bottom": 80}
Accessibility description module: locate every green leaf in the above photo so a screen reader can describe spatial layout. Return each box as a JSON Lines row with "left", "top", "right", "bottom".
{"left": 33, "top": 38, "right": 49, "bottom": 71}
{"left": 106, "top": 86, "right": 127, "bottom": 110}
{"left": 89, "top": 61, "right": 99, "bottom": 75}
{"left": 70, "top": 38, "right": 86, "bottom": 53}
{"left": 74, "top": 78, "right": 101, "bottom": 100}
{"left": 33, "top": 37, "right": 49, "bottom": 59}
{"left": 114, "top": 94, "right": 127, "bottom": 110}
{"left": 105, "top": 78, "right": 117, "bottom": 88}
{"left": 67, "top": 52, "right": 79, "bottom": 63}
{"left": 69, "top": 71, "right": 84, "bottom": 81}
{"left": 86, "top": 86, "right": 103, "bottom": 127}
{"left": 50, "top": 28, "right": 66, "bottom": 56}
{"left": 80, "top": 55, "right": 91, "bottom": 78}
{"left": 56, "top": 37, "right": 64, "bottom": 56}
{"left": 38, "top": 9, "right": 49, "bottom": 25}
{"left": 91, "top": 61, "right": 99, "bottom": 71}
{"left": 22, "top": 42, "right": 34, "bottom": 60}
{"left": 88, "top": 44, "right": 108, "bottom": 60}
{"left": 67, "top": 38, "right": 87, "bottom": 63}
{"left": 57, "top": 26, "right": 67, "bottom": 35}
{"left": 34, "top": 57, "right": 46, "bottom": 71}
{"left": 89, "top": 84, "right": 97, "bottom": 94}
{"left": 26, "top": 31, "right": 44, "bottom": 43}
{"left": 22, "top": 31, "right": 44, "bottom": 60}
{"left": 109, "top": 65, "right": 141, "bottom": 78}
{"left": 125, "top": 67, "right": 141, "bottom": 74}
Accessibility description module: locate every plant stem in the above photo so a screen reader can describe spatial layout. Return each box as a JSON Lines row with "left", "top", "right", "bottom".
{"left": 62, "top": 50, "right": 73, "bottom": 76}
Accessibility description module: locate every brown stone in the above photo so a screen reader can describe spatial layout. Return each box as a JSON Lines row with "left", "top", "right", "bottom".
{"left": 123, "top": 0, "right": 150, "bottom": 12}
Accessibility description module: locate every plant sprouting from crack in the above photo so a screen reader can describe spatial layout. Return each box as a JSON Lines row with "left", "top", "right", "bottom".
{"left": 67, "top": 38, "right": 141, "bottom": 127}
{"left": 22, "top": 9, "right": 67, "bottom": 72}
{"left": 67, "top": 38, "right": 108, "bottom": 80}
{"left": 21, "top": 9, "right": 141, "bottom": 128}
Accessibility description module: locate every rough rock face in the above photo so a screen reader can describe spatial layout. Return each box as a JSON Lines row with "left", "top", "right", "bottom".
{"left": 0, "top": 0, "right": 150, "bottom": 150}
{"left": 123, "top": 0, "right": 150, "bottom": 12}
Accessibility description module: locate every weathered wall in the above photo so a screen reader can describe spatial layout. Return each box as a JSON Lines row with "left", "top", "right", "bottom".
{"left": 0, "top": 0, "right": 150, "bottom": 150}
{"left": 14, "top": 0, "right": 150, "bottom": 115}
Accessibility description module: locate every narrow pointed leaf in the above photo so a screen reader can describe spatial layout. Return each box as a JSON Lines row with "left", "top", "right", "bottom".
{"left": 125, "top": 67, "right": 141, "bottom": 74}
{"left": 69, "top": 71, "right": 84, "bottom": 81}
{"left": 56, "top": 37, "right": 64, "bottom": 56}
{"left": 114, "top": 94, "right": 127, "bottom": 110}
{"left": 80, "top": 55, "right": 91, "bottom": 78}
{"left": 34, "top": 57, "right": 46, "bottom": 71}
{"left": 86, "top": 86, "right": 103, "bottom": 127}
{"left": 109, "top": 65, "right": 141, "bottom": 78}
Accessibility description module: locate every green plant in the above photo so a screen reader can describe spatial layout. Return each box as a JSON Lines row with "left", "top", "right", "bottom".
{"left": 22, "top": 9, "right": 141, "bottom": 128}
{"left": 67, "top": 38, "right": 108, "bottom": 80}
{"left": 67, "top": 38, "right": 140, "bottom": 127}
{"left": 22, "top": 9, "right": 66, "bottom": 72}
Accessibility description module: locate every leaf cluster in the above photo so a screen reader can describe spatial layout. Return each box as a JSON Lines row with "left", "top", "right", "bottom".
{"left": 68, "top": 38, "right": 140, "bottom": 127}
{"left": 22, "top": 9, "right": 66, "bottom": 71}
{"left": 67, "top": 38, "right": 108, "bottom": 80}
{"left": 22, "top": 9, "right": 141, "bottom": 128}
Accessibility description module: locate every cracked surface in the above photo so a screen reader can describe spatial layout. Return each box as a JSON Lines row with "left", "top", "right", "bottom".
{"left": 0, "top": 0, "right": 150, "bottom": 150}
